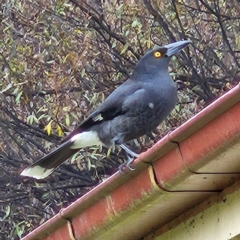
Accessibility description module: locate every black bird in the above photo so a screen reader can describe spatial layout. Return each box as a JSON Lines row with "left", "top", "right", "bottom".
{"left": 21, "top": 40, "right": 191, "bottom": 179}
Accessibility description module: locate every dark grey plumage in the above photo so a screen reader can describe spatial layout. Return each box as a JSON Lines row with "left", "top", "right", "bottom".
{"left": 21, "top": 40, "right": 191, "bottom": 179}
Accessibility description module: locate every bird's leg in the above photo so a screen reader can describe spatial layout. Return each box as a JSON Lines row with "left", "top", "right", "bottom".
{"left": 120, "top": 144, "right": 139, "bottom": 158}
{"left": 118, "top": 144, "right": 139, "bottom": 173}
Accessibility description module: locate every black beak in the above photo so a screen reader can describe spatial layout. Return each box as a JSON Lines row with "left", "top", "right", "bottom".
{"left": 164, "top": 40, "right": 191, "bottom": 57}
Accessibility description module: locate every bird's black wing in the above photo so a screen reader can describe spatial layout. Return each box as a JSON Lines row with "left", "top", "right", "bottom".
{"left": 62, "top": 80, "right": 143, "bottom": 142}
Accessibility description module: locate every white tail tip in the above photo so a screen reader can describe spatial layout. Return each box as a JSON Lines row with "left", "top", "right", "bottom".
{"left": 21, "top": 166, "right": 54, "bottom": 179}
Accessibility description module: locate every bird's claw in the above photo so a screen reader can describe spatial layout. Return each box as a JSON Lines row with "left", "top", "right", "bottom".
{"left": 118, "top": 155, "right": 136, "bottom": 174}
{"left": 126, "top": 162, "right": 135, "bottom": 171}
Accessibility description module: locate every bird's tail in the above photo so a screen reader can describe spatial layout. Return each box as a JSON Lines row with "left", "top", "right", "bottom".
{"left": 20, "top": 140, "right": 79, "bottom": 179}
{"left": 21, "top": 130, "right": 101, "bottom": 179}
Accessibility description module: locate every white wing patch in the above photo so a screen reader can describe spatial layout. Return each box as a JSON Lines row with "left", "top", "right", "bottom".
{"left": 70, "top": 131, "right": 101, "bottom": 148}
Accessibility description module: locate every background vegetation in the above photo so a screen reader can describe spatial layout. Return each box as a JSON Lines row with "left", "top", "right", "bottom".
{"left": 0, "top": 0, "right": 239, "bottom": 238}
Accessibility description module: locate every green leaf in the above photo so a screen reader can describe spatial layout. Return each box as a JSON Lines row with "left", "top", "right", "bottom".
{"left": 70, "top": 152, "right": 80, "bottom": 163}
{"left": 0, "top": 205, "right": 11, "bottom": 221}
{"left": 65, "top": 114, "right": 70, "bottom": 126}
{"left": 81, "top": 68, "right": 86, "bottom": 77}
{"left": 112, "top": 40, "right": 117, "bottom": 48}
{"left": 131, "top": 20, "right": 139, "bottom": 28}
{"left": 120, "top": 43, "right": 129, "bottom": 55}
{"left": 14, "top": 222, "right": 25, "bottom": 238}
{"left": 175, "top": 104, "right": 180, "bottom": 112}
{"left": 15, "top": 91, "right": 23, "bottom": 104}
{"left": 27, "top": 115, "right": 39, "bottom": 125}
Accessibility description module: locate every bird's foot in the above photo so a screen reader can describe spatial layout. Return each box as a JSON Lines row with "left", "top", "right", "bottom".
{"left": 118, "top": 154, "right": 138, "bottom": 174}
{"left": 118, "top": 144, "right": 139, "bottom": 173}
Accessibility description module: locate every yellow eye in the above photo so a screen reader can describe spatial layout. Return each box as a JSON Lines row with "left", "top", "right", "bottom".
{"left": 154, "top": 51, "right": 162, "bottom": 58}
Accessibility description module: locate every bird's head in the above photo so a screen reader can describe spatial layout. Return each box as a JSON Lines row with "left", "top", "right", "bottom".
{"left": 133, "top": 40, "right": 191, "bottom": 77}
